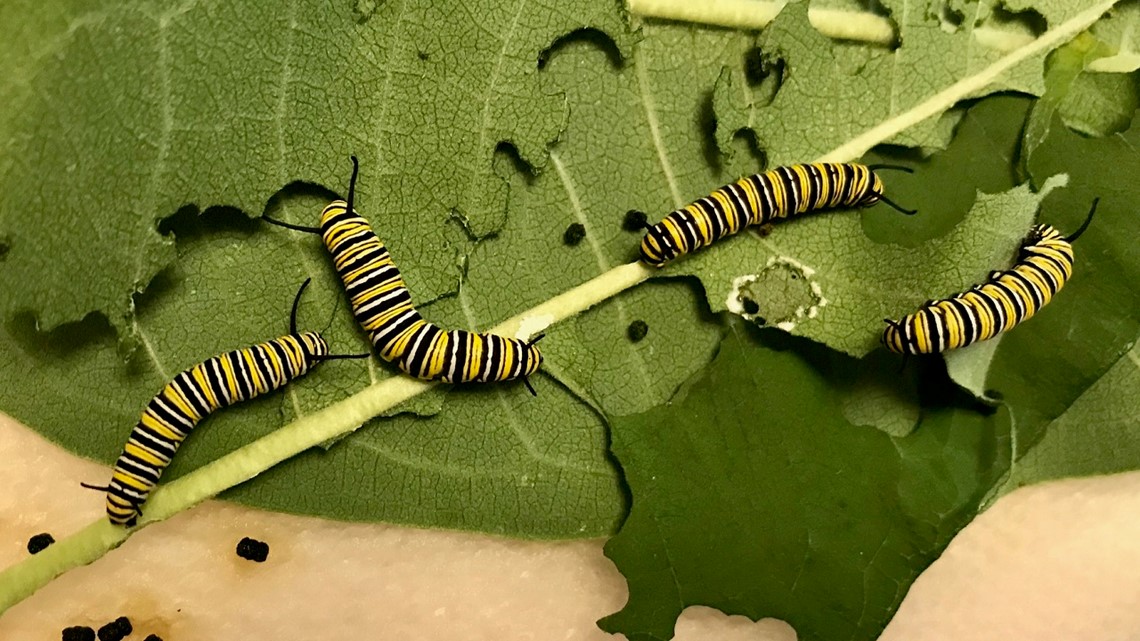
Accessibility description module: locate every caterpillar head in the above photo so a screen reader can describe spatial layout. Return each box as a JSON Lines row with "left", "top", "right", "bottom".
{"left": 82, "top": 479, "right": 147, "bottom": 527}
{"left": 880, "top": 318, "right": 908, "bottom": 355}
{"left": 299, "top": 331, "right": 330, "bottom": 361}
{"left": 319, "top": 199, "right": 351, "bottom": 233}
{"left": 1025, "top": 223, "right": 1062, "bottom": 245}
{"left": 107, "top": 490, "right": 143, "bottom": 527}
{"left": 517, "top": 337, "right": 545, "bottom": 396}
{"left": 522, "top": 339, "right": 544, "bottom": 376}
{"left": 638, "top": 223, "right": 673, "bottom": 268}
{"left": 858, "top": 166, "right": 887, "bottom": 207}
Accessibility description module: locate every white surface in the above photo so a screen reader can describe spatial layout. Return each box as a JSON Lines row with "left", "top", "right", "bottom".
{"left": 0, "top": 412, "right": 1137, "bottom": 640}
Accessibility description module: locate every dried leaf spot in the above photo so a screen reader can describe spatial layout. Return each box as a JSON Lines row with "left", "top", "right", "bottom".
{"left": 726, "top": 257, "right": 828, "bottom": 331}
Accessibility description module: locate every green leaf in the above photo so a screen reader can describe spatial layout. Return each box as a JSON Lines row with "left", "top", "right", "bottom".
{"left": 1023, "top": 33, "right": 1114, "bottom": 161}
{"left": 713, "top": 0, "right": 1065, "bottom": 162}
{"left": 0, "top": 0, "right": 631, "bottom": 335}
{"left": 837, "top": 349, "right": 921, "bottom": 438}
{"left": 598, "top": 326, "right": 1011, "bottom": 641}
{"left": 0, "top": 5, "right": 751, "bottom": 537}
{"left": 678, "top": 0, "right": 1119, "bottom": 356}
{"left": 974, "top": 107, "right": 1140, "bottom": 463}
{"left": 678, "top": 173, "right": 1060, "bottom": 357}
{"left": 0, "top": 0, "right": 1129, "bottom": 619}
{"left": 1081, "top": 0, "right": 1140, "bottom": 72}
{"left": 1053, "top": 2, "right": 1140, "bottom": 135}
{"left": 1009, "top": 341, "right": 1140, "bottom": 486}
{"left": 0, "top": 189, "right": 628, "bottom": 538}
{"left": 1057, "top": 68, "right": 1140, "bottom": 135}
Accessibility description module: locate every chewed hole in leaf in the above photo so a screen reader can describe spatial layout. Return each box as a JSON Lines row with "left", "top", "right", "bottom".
{"left": 726, "top": 257, "right": 828, "bottom": 331}
{"left": 6, "top": 310, "right": 117, "bottom": 361}
{"left": 984, "top": 3, "right": 1047, "bottom": 38}
{"left": 742, "top": 46, "right": 785, "bottom": 92}
{"left": 729, "top": 128, "right": 766, "bottom": 175}
{"left": 626, "top": 319, "right": 649, "bottom": 342}
{"left": 698, "top": 92, "right": 723, "bottom": 173}
{"left": 493, "top": 140, "right": 536, "bottom": 183}
{"left": 537, "top": 27, "right": 623, "bottom": 71}
{"left": 159, "top": 204, "right": 260, "bottom": 240}
{"left": 857, "top": 0, "right": 902, "bottom": 39}
{"left": 563, "top": 222, "right": 586, "bottom": 246}
{"left": 935, "top": 1, "right": 966, "bottom": 32}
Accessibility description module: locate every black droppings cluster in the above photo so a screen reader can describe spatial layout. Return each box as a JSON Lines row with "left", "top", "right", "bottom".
{"left": 143, "top": 635, "right": 165, "bottom": 641}
{"left": 562, "top": 223, "right": 586, "bottom": 246}
{"left": 236, "top": 537, "right": 270, "bottom": 562}
{"left": 27, "top": 532, "right": 55, "bottom": 554}
{"left": 61, "top": 626, "right": 95, "bottom": 641}
{"left": 623, "top": 209, "right": 648, "bottom": 231}
{"left": 741, "top": 299, "right": 760, "bottom": 315}
{"left": 96, "top": 617, "right": 132, "bottom": 641}
{"left": 627, "top": 320, "right": 649, "bottom": 342}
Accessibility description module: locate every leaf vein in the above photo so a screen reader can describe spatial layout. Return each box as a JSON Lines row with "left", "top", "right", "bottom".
{"left": 635, "top": 48, "right": 684, "bottom": 208}
{"left": 549, "top": 150, "right": 655, "bottom": 392}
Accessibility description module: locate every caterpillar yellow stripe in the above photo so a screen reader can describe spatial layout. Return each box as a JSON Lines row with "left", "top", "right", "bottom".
{"left": 95, "top": 332, "right": 328, "bottom": 526}
{"left": 882, "top": 200, "right": 1097, "bottom": 355}
{"left": 264, "top": 157, "right": 543, "bottom": 392}
{"left": 84, "top": 279, "right": 369, "bottom": 526}
{"left": 639, "top": 162, "right": 906, "bottom": 267}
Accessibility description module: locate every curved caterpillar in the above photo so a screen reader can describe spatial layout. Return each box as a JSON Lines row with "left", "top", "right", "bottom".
{"left": 264, "top": 157, "right": 543, "bottom": 394}
{"left": 882, "top": 199, "right": 1098, "bottom": 355}
{"left": 638, "top": 162, "right": 913, "bottom": 267}
{"left": 83, "top": 280, "right": 365, "bottom": 526}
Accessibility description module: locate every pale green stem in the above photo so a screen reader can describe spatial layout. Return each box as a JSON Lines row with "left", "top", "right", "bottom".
{"left": 628, "top": 0, "right": 896, "bottom": 45}
{"left": 0, "top": 0, "right": 1122, "bottom": 613}
{"left": 819, "top": 0, "right": 1121, "bottom": 163}
{"left": 0, "top": 262, "right": 653, "bottom": 611}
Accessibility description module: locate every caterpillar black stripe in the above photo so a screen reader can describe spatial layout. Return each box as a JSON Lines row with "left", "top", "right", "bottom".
{"left": 83, "top": 280, "right": 366, "bottom": 526}
{"left": 883, "top": 199, "right": 1098, "bottom": 355}
{"left": 263, "top": 157, "right": 543, "bottom": 393}
{"left": 639, "top": 162, "right": 913, "bottom": 267}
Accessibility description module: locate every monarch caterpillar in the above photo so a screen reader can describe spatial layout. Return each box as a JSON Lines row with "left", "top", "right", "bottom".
{"left": 882, "top": 199, "right": 1098, "bottom": 355}
{"left": 638, "top": 162, "right": 914, "bottom": 267}
{"left": 82, "top": 279, "right": 366, "bottom": 526}
{"left": 263, "top": 157, "right": 544, "bottom": 394}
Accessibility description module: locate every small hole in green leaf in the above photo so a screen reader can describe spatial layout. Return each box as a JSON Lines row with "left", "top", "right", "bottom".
{"left": 563, "top": 223, "right": 586, "bottom": 246}
{"left": 626, "top": 319, "right": 649, "bottom": 342}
